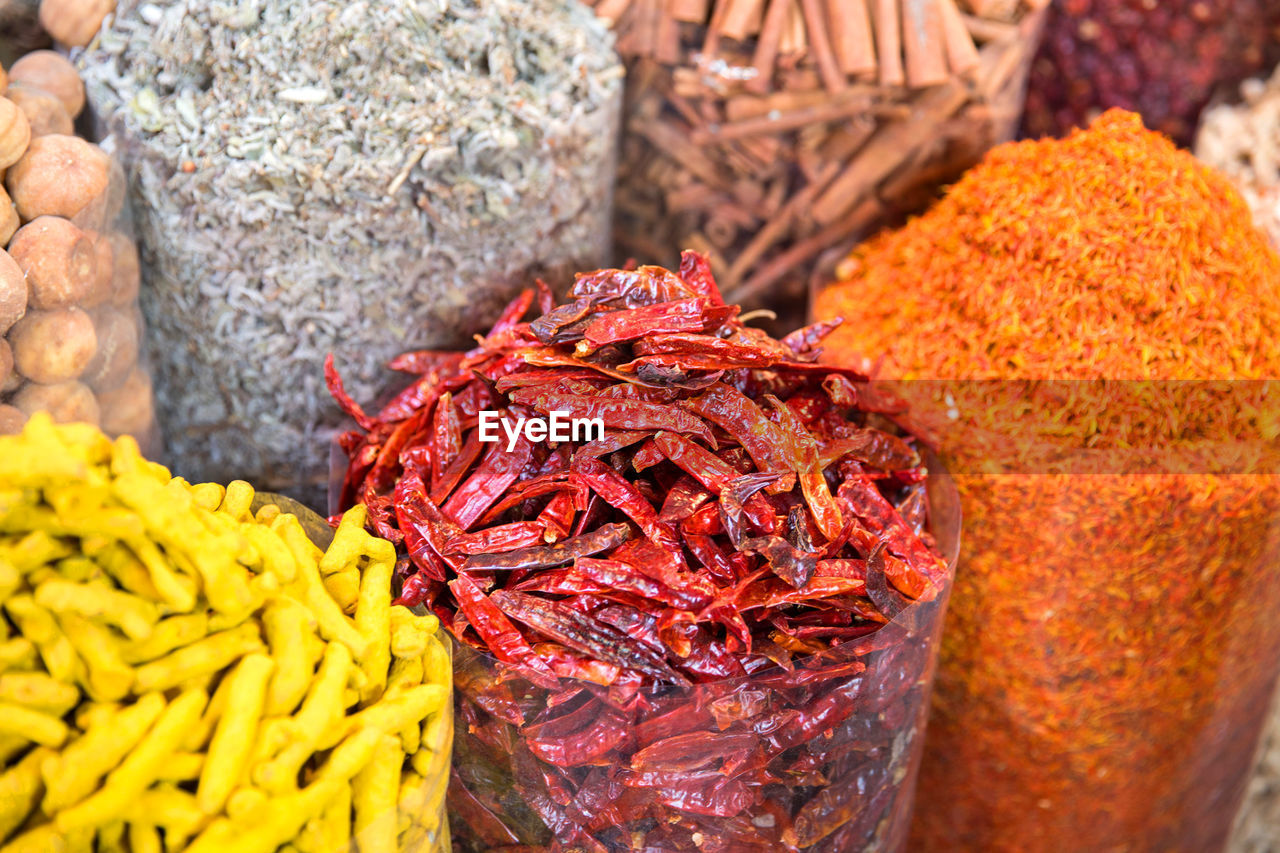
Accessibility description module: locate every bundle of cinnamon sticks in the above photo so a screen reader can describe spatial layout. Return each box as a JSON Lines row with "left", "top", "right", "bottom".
{"left": 589, "top": 0, "right": 1049, "bottom": 304}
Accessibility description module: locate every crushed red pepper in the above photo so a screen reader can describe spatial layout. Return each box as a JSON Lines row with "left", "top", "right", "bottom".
{"left": 815, "top": 111, "right": 1280, "bottom": 852}
{"left": 332, "top": 255, "right": 955, "bottom": 853}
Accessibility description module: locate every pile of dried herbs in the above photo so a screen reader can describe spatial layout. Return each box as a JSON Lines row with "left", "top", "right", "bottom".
{"left": 79, "top": 0, "right": 623, "bottom": 502}
{"left": 816, "top": 109, "right": 1280, "bottom": 852}
{"left": 332, "top": 256, "right": 955, "bottom": 852}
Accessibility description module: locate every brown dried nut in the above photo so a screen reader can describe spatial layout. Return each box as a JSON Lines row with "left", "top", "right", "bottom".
{"left": 8, "top": 52, "right": 86, "bottom": 118}
{"left": 82, "top": 306, "right": 137, "bottom": 392}
{"left": 97, "top": 365, "right": 152, "bottom": 438}
{"left": 5, "top": 83, "right": 74, "bottom": 138}
{"left": 6, "top": 135, "right": 110, "bottom": 222}
{"left": 0, "top": 403, "right": 25, "bottom": 434}
{"left": 0, "top": 248, "right": 25, "bottom": 333}
{"left": 0, "top": 97, "right": 31, "bottom": 170}
{"left": 80, "top": 230, "right": 114, "bottom": 308}
{"left": 9, "top": 307, "right": 97, "bottom": 383}
{"left": 39, "top": 0, "right": 115, "bottom": 48}
{"left": 1, "top": 364, "right": 20, "bottom": 392}
{"left": 8, "top": 216, "right": 96, "bottom": 309}
{"left": 13, "top": 379, "right": 99, "bottom": 424}
{"left": 0, "top": 185, "right": 19, "bottom": 245}
{"left": 108, "top": 232, "right": 139, "bottom": 306}
{"left": 0, "top": 336, "right": 11, "bottom": 380}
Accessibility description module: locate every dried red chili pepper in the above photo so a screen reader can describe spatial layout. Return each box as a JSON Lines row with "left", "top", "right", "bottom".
{"left": 581, "top": 298, "right": 735, "bottom": 347}
{"left": 508, "top": 389, "right": 717, "bottom": 446}
{"left": 330, "top": 256, "right": 953, "bottom": 853}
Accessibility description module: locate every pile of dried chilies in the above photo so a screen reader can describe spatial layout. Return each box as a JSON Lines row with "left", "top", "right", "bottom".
{"left": 329, "top": 255, "right": 955, "bottom": 853}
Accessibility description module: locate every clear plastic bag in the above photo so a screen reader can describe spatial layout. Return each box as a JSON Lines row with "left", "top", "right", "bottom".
{"left": 448, "top": 463, "right": 960, "bottom": 853}
{"left": 0, "top": 50, "right": 158, "bottom": 454}
{"left": 913, "top": 444, "right": 1280, "bottom": 852}
{"left": 860, "top": 381, "right": 1280, "bottom": 852}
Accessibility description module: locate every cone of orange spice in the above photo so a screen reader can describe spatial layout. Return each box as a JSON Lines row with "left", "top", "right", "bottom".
{"left": 814, "top": 109, "right": 1280, "bottom": 852}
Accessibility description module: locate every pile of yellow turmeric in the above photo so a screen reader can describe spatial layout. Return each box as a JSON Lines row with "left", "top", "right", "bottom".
{"left": 0, "top": 415, "right": 451, "bottom": 852}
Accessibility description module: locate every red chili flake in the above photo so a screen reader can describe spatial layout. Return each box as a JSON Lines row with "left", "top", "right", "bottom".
{"left": 331, "top": 257, "right": 951, "bottom": 853}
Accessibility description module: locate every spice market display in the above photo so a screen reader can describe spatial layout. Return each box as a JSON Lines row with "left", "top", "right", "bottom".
{"left": 1, "top": 0, "right": 1280, "bottom": 852}
{"left": 815, "top": 109, "right": 1280, "bottom": 852}
{"left": 330, "top": 259, "right": 959, "bottom": 852}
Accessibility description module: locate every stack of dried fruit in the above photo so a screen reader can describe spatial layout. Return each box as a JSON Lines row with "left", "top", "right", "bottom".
{"left": 0, "top": 416, "right": 453, "bottom": 852}
{"left": 332, "top": 257, "right": 957, "bottom": 852}
{"left": 0, "top": 50, "right": 152, "bottom": 449}
{"left": 38, "top": 0, "right": 114, "bottom": 47}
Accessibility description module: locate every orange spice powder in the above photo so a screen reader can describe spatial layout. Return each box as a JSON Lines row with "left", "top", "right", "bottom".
{"left": 815, "top": 109, "right": 1280, "bottom": 852}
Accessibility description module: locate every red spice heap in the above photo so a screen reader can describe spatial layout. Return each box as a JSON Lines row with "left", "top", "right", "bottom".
{"left": 816, "top": 110, "right": 1280, "bottom": 852}
{"left": 1022, "top": 0, "right": 1270, "bottom": 145}
{"left": 331, "top": 256, "right": 951, "bottom": 852}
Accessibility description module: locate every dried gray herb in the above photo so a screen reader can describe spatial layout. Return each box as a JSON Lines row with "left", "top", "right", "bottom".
{"left": 80, "top": 0, "right": 623, "bottom": 505}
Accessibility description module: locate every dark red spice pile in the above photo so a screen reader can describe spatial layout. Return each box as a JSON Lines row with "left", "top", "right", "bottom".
{"left": 1021, "top": 0, "right": 1271, "bottom": 145}
{"left": 330, "top": 255, "right": 950, "bottom": 852}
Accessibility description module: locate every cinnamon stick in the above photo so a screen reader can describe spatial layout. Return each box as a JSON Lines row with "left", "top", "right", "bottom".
{"left": 705, "top": 215, "right": 739, "bottom": 248}
{"left": 817, "top": 114, "right": 877, "bottom": 162}
{"left": 959, "top": 12, "right": 1017, "bottom": 43}
{"left": 656, "top": 2, "right": 683, "bottom": 63}
{"left": 668, "top": 0, "right": 710, "bottom": 22}
{"left": 720, "top": 0, "right": 766, "bottom": 39}
{"left": 872, "top": 0, "right": 905, "bottom": 86}
{"left": 711, "top": 200, "right": 764, "bottom": 228}
{"left": 701, "top": 0, "right": 730, "bottom": 65}
{"left": 825, "top": 0, "right": 877, "bottom": 76}
{"left": 662, "top": 186, "right": 761, "bottom": 230}
{"left": 779, "top": 0, "right": 808, "bottom": 54}
{"left": 746, "top": 0, "right": 792, "bottom": 93}
{"left": 938, "top": 0, "right": 979, "bottom": 74}
{"left": 977, "top": 22, "right": 1031, "bottom": 99}
{"left": 799, "top": 0, "right": 847, "bottom": 91}
{"left": 964, "top": 0, "right": 1016, "bottom": 17}
{"left": 628, "top": 0, "right": 661, "bottom": 57}
{"left": 673, "top": 66, "right": 720, "bottom": 97}
{"left": 760, "top": 176, "right": 788, "bottom": 219}
{"left": 694, "top": 91, "right": 874, "bottom": 142}
{"left": 632, "top": 117, "right": 737, "bottom": 196}
{"left": 810, "top": 80, "right": 967, "bottom": 223}
{"left": 667, "top": 90, "right": 710, "bottom": 128}
{"left": 902, "top": 0, "right": 949, "bottom": 88}
{"left": 727, "top": 88, "right": 833, "bottom": 120}
{"left": 778, "top": 67, "right": 823, "bottom": 91}
{"left": 727, "top": 158, "right": 841, "bottom": 284}
{"left": 730, "top": 197, "right": 885, "bottom": 303}
{"left": 735, "top": 136, "right": 785, "bottom": 171}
